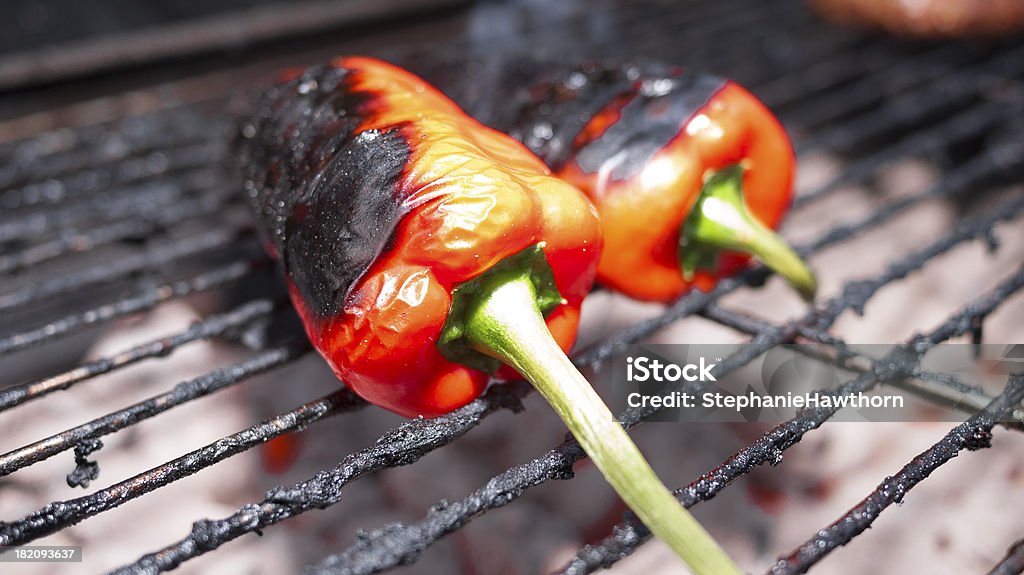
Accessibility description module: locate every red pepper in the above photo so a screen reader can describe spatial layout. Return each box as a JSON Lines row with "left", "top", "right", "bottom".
{"left": 247, "top": 56, "right": 601, "bottom": 418}
{"left": 238, "top": 56, "right": 741, "bottom": 575}
{"left": 551, "top": 76, "right": 816, "bottom": 302}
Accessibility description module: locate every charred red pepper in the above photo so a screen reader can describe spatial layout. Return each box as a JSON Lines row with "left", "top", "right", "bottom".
{"left": 417, "top": 59, "right": 817, "bottom": 302}
{"left": 239, "top": 56, "right": 602, "bottom": 418}
{"left": 238, "top": 56, "right": 740, "bottom": 575}
{"left": 559, "top": 74, "right": 816, "bottom": 302}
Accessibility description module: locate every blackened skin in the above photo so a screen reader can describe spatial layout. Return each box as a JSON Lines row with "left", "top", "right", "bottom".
{"left": 398, "top": 53, "right": 569, "bottom": 133}
{"left": 282, "top": 128, "right": 410, "bottom": 317}
{"left": 237, "top": 64, "right": 412, "bottom": 318}
{"left": 572, "top": 71, "right": 726, "bottom": 182}
{"left": 409, "top": 55, "right": 726, "bottom": 180}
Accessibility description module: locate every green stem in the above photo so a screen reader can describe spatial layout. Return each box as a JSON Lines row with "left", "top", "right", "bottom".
{"left": 459, "top": 268, "right": 742, "bottom": 575}
{"left": 680, "top": 164, "right": 817, "bottom": 301}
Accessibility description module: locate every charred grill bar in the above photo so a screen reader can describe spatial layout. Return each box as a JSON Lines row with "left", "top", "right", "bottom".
{"left": 0, "top": 0, "right": 1022, "bottom": 573}
{"left": 771, "top": 373, "right": 1024, "bottom": 575}
{"left": 990, "top": 539, "right": 1024, "bottom": 575}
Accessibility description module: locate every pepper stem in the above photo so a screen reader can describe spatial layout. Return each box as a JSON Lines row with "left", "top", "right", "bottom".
{"left": 457, "top": 266, "right": 742, "bottom": 575}
{"left": 680, "top": 164, "right": 817, "bottom": 300}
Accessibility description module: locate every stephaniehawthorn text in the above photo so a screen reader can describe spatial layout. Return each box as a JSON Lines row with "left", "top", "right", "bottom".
{"left": 625, "top": 391, "right": 905, "bottom": 411}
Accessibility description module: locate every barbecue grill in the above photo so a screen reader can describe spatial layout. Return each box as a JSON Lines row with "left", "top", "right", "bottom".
{"left": 1, "top": 0, "right": 1023, "bottom": 573}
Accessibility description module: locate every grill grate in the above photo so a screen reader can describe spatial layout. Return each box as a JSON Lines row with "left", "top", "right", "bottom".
{"left": 773, "top": 373, "right": 1024, "bottom": 575}
{"left": 992, "top": 540, "right": 1024, "bottom": 575}
{"left": 1, "top": 0, "right": 1023, "bottom": 573}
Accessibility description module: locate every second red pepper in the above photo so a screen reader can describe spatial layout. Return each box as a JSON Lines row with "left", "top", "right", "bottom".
{"left": 560, "top": 80, "right": 812, "bottom": 301}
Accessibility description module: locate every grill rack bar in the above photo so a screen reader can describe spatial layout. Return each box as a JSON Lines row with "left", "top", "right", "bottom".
{"left": 771, "top": 374, "right": 1024, "bottom": 575}
{"left": 792, "top": 99, "right": 1013, "bottom": 209}
{"left": 801, "top": 49, "right": 1024, "bottom": 156}
{"left": 0, "top": 341, "right": 308, "bottom": 479}
{"left": 700, "top": 303, "right": 1024, "bottom": 428}
{"left": 0, "top": 108, "right": 224, "bottom": 191}
{"left": 0, "top": 228, "right": 245, "bottom": 314}
{"left": 0, "top": 171, "right": 220, "bottom": 245}
{"left": 0, "top": 298, "right": 277, "bottom": 412}
{"left": 299, "top": 196, "right": 1024, "bottom": 575}
{"left": 0, "top": 138, "right": 226, "bottom": 215}
{"left": 798, "top": 144, "right": 1019, "bottom": 258}
{"left": 988, "top": 539, "right": 1024, "bottom": 575}
{"left": 770, "top": 44, "right": 979, "bottom": 131}
{"left": 0, "top": 192, "right": 231, "bottom": 274}
{"left": 104, "top": 381, "right": 532, "bottom": 575}
{"left": 0, "top": 354, "right": 391, "bottom": 549}
{"left": 0, "top": 386, "right": 361, "bottom": 542}
{"left": 0, "top": 259, "right": 256, "bottom": 357}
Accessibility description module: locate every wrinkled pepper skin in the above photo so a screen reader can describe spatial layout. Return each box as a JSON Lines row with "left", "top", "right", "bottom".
{"left": 414, "top": 58, "right": 796, "bottom": 302}
{"left": 237, "top": 57, "right": 601, "bottom": 418}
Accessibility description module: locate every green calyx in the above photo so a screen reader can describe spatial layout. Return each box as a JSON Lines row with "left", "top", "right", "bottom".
{"left": 438, "top": 243, "right": 564, "bottom": 373}
{"left": 679, "top": 163, "right": 818, "bottom": 301}
{"left": 434, "top": 242, "right": 743, "bottom": 575}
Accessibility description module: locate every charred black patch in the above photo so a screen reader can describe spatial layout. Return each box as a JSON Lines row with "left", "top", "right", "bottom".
{"left": 409, "top": 55, "right": 634, "bottom": 166}
{"left": 574, "top": 73, "right": 725, "bottom": 181}
{"left": 505, "top": 62, "right": 638, "bottom": 169}
{"left": 237, "top": 64, "right": 412, "bottom": 317}
{"left": 496, "top": 61, "right": 725, "bottom": 179}
{"left": 405, "top": 53, "right": 572, "bottom": 131}
{"left": 283, "top": 128, "right": 410, "bottom": 317}
{"left": 415, "top": 56, "right": 725, "bottom": 180}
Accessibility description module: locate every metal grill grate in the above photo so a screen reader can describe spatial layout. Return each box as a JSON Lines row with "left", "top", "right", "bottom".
{"left": 1, "top": 0, "right": 1023, "bottom": 573}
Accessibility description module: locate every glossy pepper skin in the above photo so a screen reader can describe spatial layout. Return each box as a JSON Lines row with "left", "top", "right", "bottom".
{"left": 552, "top": 76, "right": 793, "bottom": 302}
{"left": 414, "top": 59, "right": 797, "bottom": 302}
{"left": 237, "top": 56, "right": 601, "bottom": 418}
